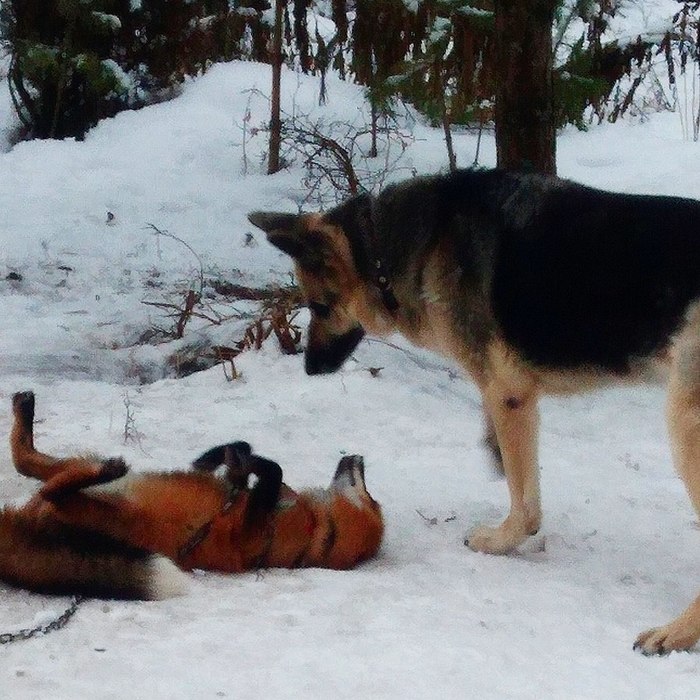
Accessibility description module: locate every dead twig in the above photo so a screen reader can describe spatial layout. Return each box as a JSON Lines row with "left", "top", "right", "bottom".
{"left": 146, "top": 223, "right": 205, "bottom": 296}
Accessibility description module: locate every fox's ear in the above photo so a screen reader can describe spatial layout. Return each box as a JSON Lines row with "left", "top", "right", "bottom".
{"left": 248, "top": 211, "right": 305, "bottom": 259}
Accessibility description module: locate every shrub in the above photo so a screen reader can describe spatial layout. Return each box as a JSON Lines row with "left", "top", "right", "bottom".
{"left": 1, "top": 0, "right": 127, "bottom": 139}
{"left": 0, "top": 0, "right": 273, "bottom": 140}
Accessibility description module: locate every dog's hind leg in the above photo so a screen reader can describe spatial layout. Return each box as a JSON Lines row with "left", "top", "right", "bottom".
{"left": 466, "top": 345, "right": 541, "bottom": 555}
{"left": 482, "top": 407, "right": 504, "bottom": 473}
{"left": 635, "top": 330, "right": 700, "bottom": 654}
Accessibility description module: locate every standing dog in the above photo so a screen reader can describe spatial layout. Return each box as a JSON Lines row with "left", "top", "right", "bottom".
{"left": 249, "top": 168, "right": 700, "bottom": 654}
{"left": 1, "top": 391, "right": 383, "bottom": 599}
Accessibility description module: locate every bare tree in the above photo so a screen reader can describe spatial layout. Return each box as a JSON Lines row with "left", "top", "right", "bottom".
{"left": 268, "top": 0, "right": 284, "bottom": 174}
{"left": 494, "top": 0, "right": 557, "bottom": 174}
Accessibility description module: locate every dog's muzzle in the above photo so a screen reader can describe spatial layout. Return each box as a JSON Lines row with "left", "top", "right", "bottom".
{"left": 305, "top": 326, "right": 365, "bottom": 375}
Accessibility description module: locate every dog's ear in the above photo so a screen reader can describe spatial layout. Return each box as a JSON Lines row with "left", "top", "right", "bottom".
{"left": 248, "top": 211, "right": 304, "bottom": 258}
{"left": 248, "top": 210, "right": 328, "bottom": 271}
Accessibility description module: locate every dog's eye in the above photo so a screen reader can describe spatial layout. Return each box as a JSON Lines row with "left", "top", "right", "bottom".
{"left": 309, "top": 301, "right": 331, "bottom": 318}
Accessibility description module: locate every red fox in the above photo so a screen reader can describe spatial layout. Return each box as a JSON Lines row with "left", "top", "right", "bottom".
{"left": 1, "top": 391, "right": 383, "bottom": 600}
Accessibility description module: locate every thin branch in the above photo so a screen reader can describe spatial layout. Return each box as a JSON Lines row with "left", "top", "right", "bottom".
{"left": 145, "top": 224, "right": 205, "bottom": 297}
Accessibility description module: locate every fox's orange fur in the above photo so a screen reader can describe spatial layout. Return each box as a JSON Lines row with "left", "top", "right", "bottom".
{"left": 0, "top": 392, "right": 383, "bottom": 600}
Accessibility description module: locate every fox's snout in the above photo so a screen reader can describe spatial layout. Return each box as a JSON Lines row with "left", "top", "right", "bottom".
{"left": 334, "top": 454, "right": 364, "bottom": 482}
{"left": 331, "top": 455, "right": 370, "bottom": 497}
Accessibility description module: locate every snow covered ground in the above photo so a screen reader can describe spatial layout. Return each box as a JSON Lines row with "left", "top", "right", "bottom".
{"left": 2, "top": 41, "right": 700, "bottom": 700}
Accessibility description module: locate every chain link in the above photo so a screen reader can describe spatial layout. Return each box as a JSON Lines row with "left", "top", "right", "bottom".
{"left": 0, "top": 596, "right": 84, "bottom": 645}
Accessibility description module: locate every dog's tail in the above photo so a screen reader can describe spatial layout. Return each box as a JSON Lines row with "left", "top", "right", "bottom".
{"left": 0, "top": 509, "right": 187, "bottom": 600}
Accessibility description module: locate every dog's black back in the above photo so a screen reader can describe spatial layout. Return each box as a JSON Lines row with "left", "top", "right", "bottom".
{"left": 358, "top": 170, "right": 700, "bottom": 373}
{"left": 494, "top": 178, "right": 700, "bottom": 370}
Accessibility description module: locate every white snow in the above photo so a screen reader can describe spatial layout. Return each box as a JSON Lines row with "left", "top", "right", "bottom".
{"left": 1, "top": 43, "right": 700, "bottom": 700}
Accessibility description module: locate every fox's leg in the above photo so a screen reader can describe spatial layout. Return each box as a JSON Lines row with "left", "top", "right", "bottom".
{"left": 35, "top": 456, "right": 148, "bottom": 552}
{"left": 39, "top": 457, "right": 129, "bottom": 502}
{"left": 241, "top": 455, "right": 283, "bottom": 525}
{"left": 191, "top": 441, "right": 252, "bottom": 472}
{"left": 192, "top": 442, "right": 281, "bottom": 522}
{"left": 6, "top": 405, "right": 186, "bottom": 599}
{"left": 11, "top": 391, "right": 97, "bottom": 482}
{"left": 466, "top": 348, "right": 541, "bottom": 556}
{"left": 192, "top": 441, "right": 252, "bottom": 490}
{"left": 634, "top": 328, "right": 700, "bottom": 654}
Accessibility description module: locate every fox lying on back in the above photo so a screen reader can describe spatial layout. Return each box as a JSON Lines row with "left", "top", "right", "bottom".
{"left": 0, "top": 392, "right": 383, "bottom": 600}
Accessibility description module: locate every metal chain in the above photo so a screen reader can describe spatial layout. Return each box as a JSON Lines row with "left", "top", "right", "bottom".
{"left": 0, "top": 595, "right": 84, "bottom": 645}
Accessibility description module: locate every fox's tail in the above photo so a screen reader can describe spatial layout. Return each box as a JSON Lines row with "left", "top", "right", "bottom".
{"left": 3, "top": 390, "right": 188, "bottom": 600}
{"left": 0, "top": 509, "right": 188, "bottom": 600}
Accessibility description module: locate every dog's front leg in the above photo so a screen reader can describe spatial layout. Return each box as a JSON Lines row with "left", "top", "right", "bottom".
{"left": 467, "top": 380, "right": 541, "bottom": 555}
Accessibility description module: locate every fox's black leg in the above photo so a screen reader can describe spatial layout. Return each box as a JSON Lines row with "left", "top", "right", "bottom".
{"left": 191, "top": 441, "right": 253, "bottom": 491}
{"left": 12, "top": 391, "right": 36, "bottom": 441}
{"left": 40, "top": 457, "right": 129, "bottom": 502}
{"left": 11, "top": 390, "right": 85, "bottom": 482}
{"left": 243, "top": 456, "right": 283, "bottom": 525}
{"left": 191, "top": 442, "right": 252, "bottom": 472}
{"left": 192, "top": 442, "right": 281, "bottom": 521}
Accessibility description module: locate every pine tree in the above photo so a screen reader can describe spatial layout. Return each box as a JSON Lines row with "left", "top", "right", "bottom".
{"left": 2, "top": 0, "right": 127, "bottom": 139}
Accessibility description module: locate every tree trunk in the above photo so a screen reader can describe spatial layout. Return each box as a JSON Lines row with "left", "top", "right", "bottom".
{"left": 268, "top": 0, "right": 283, "bottom": 175}
{"left": 494, "top": 0, "right": 557, "bottom": 175}
{"left": 442, "top": 99, "right": 456, "bottom": 172}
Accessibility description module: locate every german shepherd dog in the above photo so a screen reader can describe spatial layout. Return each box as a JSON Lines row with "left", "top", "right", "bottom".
{"left": 1, "top": 391, "right": 383, "bottom": 599}
{"left": 249, "top": 168, "right": 700, "bottom": 654}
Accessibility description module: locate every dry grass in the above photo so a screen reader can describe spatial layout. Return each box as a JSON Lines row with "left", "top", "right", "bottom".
{"left": 155, "top": 282, "right": 304, "bottom": 379}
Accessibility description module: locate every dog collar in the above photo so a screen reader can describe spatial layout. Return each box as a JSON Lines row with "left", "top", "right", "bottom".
{"left": 357, "top": 197, "right": 399, "bottom": 314}
{"left": 374, "top": 258, "right": 400, "bottom": 313}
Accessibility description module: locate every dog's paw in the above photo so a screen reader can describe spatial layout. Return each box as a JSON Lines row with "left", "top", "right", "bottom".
{"left": 634, "top": 596, "right": 700, "bottom": 655}
{"left": 465, "top": 523, "right": 526, "bottom": 556}
{"left": 634, "top": 622, "right": 700, "bottom": 656}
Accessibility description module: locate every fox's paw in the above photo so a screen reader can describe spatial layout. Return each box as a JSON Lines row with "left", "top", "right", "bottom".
{"left": 12, "top": 391, "right": 35, "bottom": 423}
{"left": 192, "top": 441, "right": 252, "bottom": 472}
{"left": 99, "top": 457, "right": 129, "bottom": 482}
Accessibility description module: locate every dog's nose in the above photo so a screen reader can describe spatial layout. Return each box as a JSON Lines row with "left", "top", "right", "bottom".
{"left": 304, "top": 326, "right": 366, "bottom": 375}
{"left": 304, "top": 353, "right": 340, "bottom": 375}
